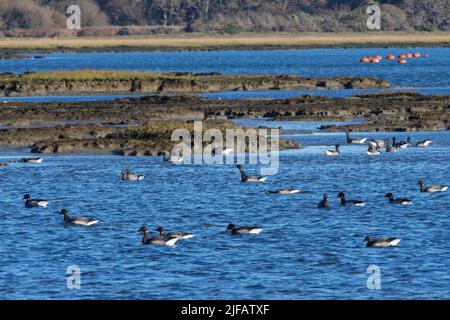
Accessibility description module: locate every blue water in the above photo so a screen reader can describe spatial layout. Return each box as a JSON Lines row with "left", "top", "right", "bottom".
{"left": 0, "top": 125, "right": 449, "bottom": 299}
{"left": 1, "top": 48, "right": 449, "bottom": 90}
{"left": 0, "top": 48, "right": 449, "bottom": 299}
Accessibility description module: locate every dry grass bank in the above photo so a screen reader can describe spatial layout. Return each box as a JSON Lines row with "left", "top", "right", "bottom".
{"left": 1, "top": 32, "right": 449, "bottom": 52}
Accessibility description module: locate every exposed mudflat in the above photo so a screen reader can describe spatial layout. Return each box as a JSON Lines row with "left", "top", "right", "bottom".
{"left": 0, "top": 71, "right": 389, "bottom": 97}
{"left": 0, "top": 92, "right": 448, "bottom": 155}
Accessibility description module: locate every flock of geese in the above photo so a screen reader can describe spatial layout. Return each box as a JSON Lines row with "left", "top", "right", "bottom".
{"left": 7, "top": 130, "right": 448, "bottom": 248}
{"left": 324, "top": 131, "right": 433, "bottom": 156}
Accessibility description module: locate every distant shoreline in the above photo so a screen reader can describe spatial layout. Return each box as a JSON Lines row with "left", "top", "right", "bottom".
{"left": 1, "top": 32, "right": 449, "bottom": 53}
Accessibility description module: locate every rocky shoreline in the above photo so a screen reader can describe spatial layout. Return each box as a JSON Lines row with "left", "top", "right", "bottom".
{"left": 0, "top": 70, "right": 389, "bottom": 97}
{"left": 0, "top": 92, "right": 448, "bottom": 156}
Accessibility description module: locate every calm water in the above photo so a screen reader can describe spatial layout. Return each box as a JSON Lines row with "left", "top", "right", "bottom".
{"left": 0, "top": 124, "right": 449, "bottom": 299}
{"left": 1, "top": 48, "right": 449, "bottom": 102}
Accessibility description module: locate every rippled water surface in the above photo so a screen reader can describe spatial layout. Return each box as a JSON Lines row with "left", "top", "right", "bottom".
{"left": 1, "top": 125, "right": 449, "bottom": 299}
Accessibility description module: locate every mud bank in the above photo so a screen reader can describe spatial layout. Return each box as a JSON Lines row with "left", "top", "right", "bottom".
{"left": 0, "top": 92, "right": 448, "bottom": 155}
{"left": 0, "top": 70, "right": 389, "bottom": 97}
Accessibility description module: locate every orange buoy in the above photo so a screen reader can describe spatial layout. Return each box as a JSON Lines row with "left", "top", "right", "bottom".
{"left": 406, "top": 53, "right": 413, "bottom": 58}
{"left": 360, "top": 57, "right": 370, "bottom": 62}
{"left": 386, "top": 55, "right": 395, "bottom": 60}
{"left": 413, "top": 52, "right": 421, "bottom": 58}
{"left": 398, "top": 59, "right": 407, "bottom": 64}
{"left": 424, "top": 53, "right": 430, "bottom": 58}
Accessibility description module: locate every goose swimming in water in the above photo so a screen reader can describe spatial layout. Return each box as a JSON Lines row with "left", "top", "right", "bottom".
{"left": 20, "top": 157, "right": 43, "bottom": 163}
{"left": 385, "top": 193, "right": 413, "bottom": 205}
{"left": 418, "top": 180, "right": 448, "bottom": 193}
{"left": 317, "top": 193, "right": 330, "bottom": 208}
{"left": 155, "top": 226, "right": 195, "bottom": 239}
{"left": 23, "top": 194, "right": 48, "bottom": 208}
{"left": 325, "top": 144, "right": 340, "bottom": 156}
{"left": 266, "top": 188, "right": 300, "bottom": 195}
{"left": 226, "top": 223, "right": 263, "bottom": 235}
{"left": 58, "top": 209, "right": 99, "bottom": 226}
{"left": 121, "top": 168, "right": 144, "bottom": 181}
{"left": 138, "top": 225, "right": 179, "bottom": 246}
{"left": 398, "top": 137, "right": 412, "bottom": 149}
{"left": 416, "top": 139, "right": 432, "bottom": 148}
{"left": 365, "top": 236, "right": 401, "bottom": 248}
{"left": 346, "top": 131, "right": 367, "bottom": 144}
{"left": 366, "top": 145, "right": 381, "bottom": 156}
{"left": 369, "top": 139, "right": 389, "bottom": 149}
{"left": 337, "top": 192, "right": 366, "bottom": 206}
{"left": 236, "top": 164, "right": 267, "bottom": 182}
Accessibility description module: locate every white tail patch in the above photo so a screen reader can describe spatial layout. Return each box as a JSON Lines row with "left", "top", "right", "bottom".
{"left": 440, "top": 186, "right": 448, "bottom": 192}
{"left": 258, "top": 177, "right": 268, "bottom": 182}
{"left": 182, "top": 234, "right": 195, "bottom": 239}
{"left": 249, "top": 228, "right": 263, "bottom": 234}
{"left": 325, "top": 151, "right": 339, "bottom": 156}
{"left": 355, "top": 202, "right": 366, "bottom": 207}
{"left": 388, "top": 239, "right": 401, "bottom": 246}
{"left": 366, "top": 151, "right": 380, "bottom": 156}
{"left": 165, "top": 238, "right": 180, "bottom": 246}
{"left": 401, "top": 201, "right": 413, "bottom": 206}
{"left": 289, "top": 189, "right": 301, "bottom": 194}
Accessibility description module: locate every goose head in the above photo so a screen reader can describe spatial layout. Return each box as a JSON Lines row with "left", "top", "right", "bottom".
{"left": 385, "top": 192, "right": 394, "bottom": 200}
{"left": 138, "top": 225, "right": 148, "bottom": 234}
{"left": 337, "top": 192, "right": 345, "bottom": 199}
{"left": 155, "top": 226, "right": 165, "bottom": 234}
{"left": 23, "top": 194, "right": 31, "bottom": 200}
{"left": 236, "top": 164, "right": 243, "bottom": 170}
{"left": 227, "top": 223, "right": 236, "bottom": 231}
{"left": 364, "top": 235, "right": 372, "bottom": 242}
{"left": 418, "top": 180, "right": 425, "bottom": 186}
{"left": 58, "top": 208, "right": 69, "bottom": 215}
{"left": 323, "top": 193, "right": 329, "bottom": 200}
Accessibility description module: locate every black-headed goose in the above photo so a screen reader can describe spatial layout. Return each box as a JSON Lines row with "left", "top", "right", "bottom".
{"left": 325, "top": 144, "right": 340, "bottom": 156}
{"left": 337, "top": 192, "right": 366, "bottom": 206}
{"left": 266, "top": 188, "right": 300, "bottom": 195}
{"left": 418, "top": 180, "right": 448, "bottom": 193}
{"left": 399, "top": 137, "right": 412, "bottom": 149}
{"left": 138, "top": 225, "right": 179, "bottom": 246}
{"left": 58, "top": 209, "right": 99, "bottom": 226}
{"left": 155, "top": 226, "right": 194, "bottom": 239}
{"left": 365, "top": 236, "right": 401, "bottom": 248}
{"left": 121, "top": 168, "right": 144, "bottom": 181}
{"left": 236, "top": 165, "right": 267, "bottom": 182}
{"left": 23, "top": 194, "right": 48, "bottom": 208}
{"left": 226, "top": 223, "right": 263, "bottom": 235}
{"left": 385, "top": 193, "right": 413, "bottom": 205}
{"left": 346, "top": 131, "right": 367, "bottom": 144}
{"left": 20, "top": 157, "right": 43, "bottom": 163}
{"left": 317, "top": 193, "right": 330, "bottom": 208}
{"left": 416, "top": 139, "right": 432, "bottom": 148}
